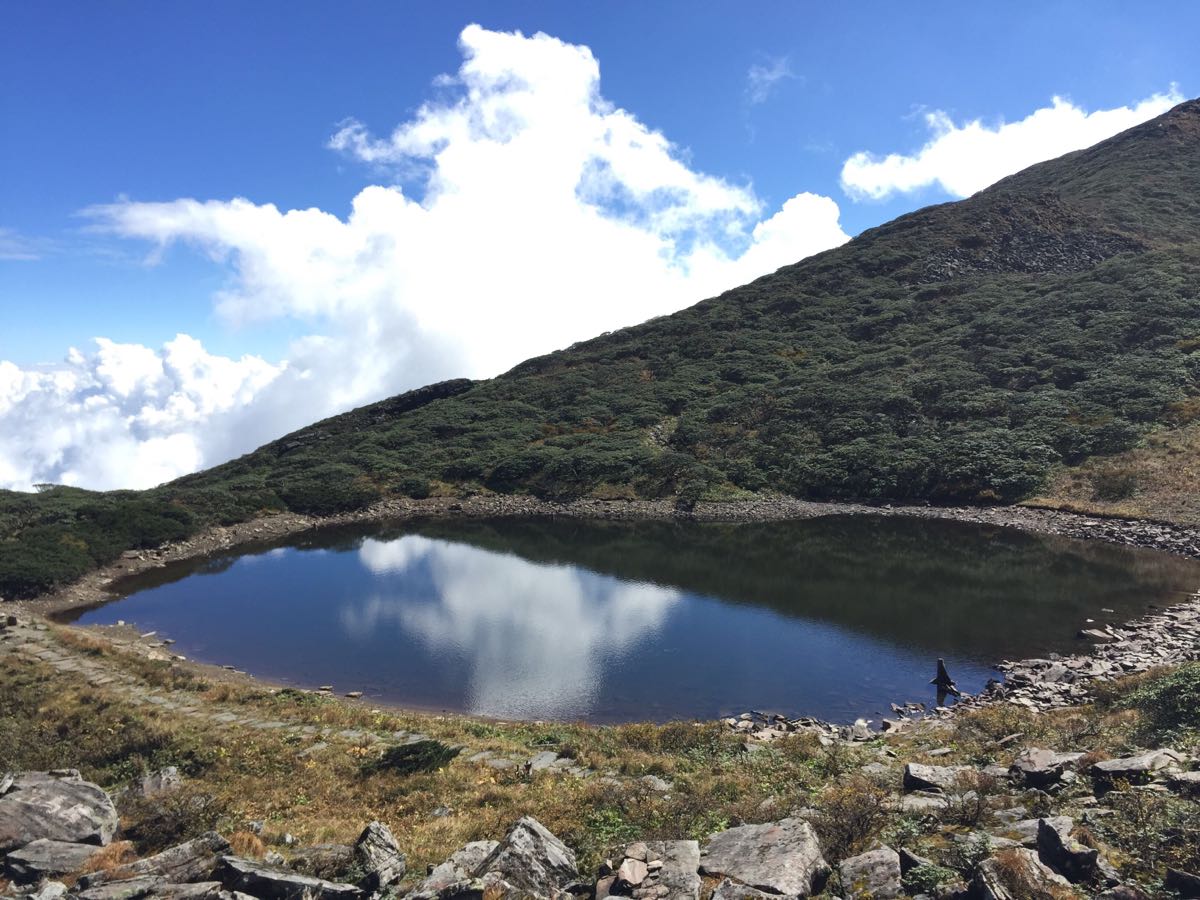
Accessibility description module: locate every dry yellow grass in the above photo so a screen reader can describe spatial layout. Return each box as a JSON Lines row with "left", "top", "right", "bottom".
{"left": 1027, "top": 421, "right": 1200, "bottom": 526}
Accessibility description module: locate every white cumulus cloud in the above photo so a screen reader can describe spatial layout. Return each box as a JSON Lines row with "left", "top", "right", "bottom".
{"left": 0, "top": 24, "right": 850, "bottom": 491}
{"left": 840, "top": 88, "right": 1184, "bottom": 201}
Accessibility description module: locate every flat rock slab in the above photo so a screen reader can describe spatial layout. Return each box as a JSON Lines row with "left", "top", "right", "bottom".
{"left": 215, "top": 855, "right": 361, "bottom": 900}
{"left": 710, "top": 879, "right": 775, "bottom": 900}
{"left": 4, "top": 838, "right": 102, "bottom": 881}
{"left": 0, "top": 772, "right": 119, "bottom": 852}
{"left": 472, "top": 816, "right": 578, "bottom": 900}
{"left": 1092, "top": 749, "right": 1184, "bottom": 783}
{"left": 79, "top": 832, "right": 231, "bottom": 888}
{"left": 902, "top": 763, "right": 971, "bottom": 794}
{"left": 701, "top": 818, "right": 828, "bottom": 897}
{"left": 839, "top": 846, "right": 901, "bottom": 899}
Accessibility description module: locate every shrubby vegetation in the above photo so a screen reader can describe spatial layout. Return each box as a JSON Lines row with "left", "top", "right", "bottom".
{"left": 2, "top": 99, "right": 1199, "bottom": 597}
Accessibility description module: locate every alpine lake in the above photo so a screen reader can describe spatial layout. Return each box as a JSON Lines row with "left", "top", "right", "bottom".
{"left": 69, "top": 515, "right": 1200, "bottom": 725}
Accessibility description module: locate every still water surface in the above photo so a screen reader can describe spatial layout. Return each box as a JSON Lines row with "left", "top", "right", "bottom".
{"left": 73, "top": 515, "right": 1200, "bottom": 723}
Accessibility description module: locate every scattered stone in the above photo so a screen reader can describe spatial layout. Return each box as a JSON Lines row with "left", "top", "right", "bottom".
{"left": 4, "top": 839, "right": 102, "bottom": 882}
{"left": 470, "top": 816, "right": 578, "bottom": 899}
{"left": 1009, "top": 748, "right": 1065, "bottom": 788}
{"left": 700, "top": 818, "right": 828, "bottom": 897}
{"left": 897, "top": 792, "right": 949, "bottom": 814}
{"left": 287, "top": 845, "right": 354, "bottom": 881}
{"left": 353, "top": 821, "right": 406, "bottom": 891}
{"left": 1036, "top": 817, "right": 1098, "bottom": 883}
{"left": 133, "top": 766, "right": 183, "bottom": 799}
{"left": 839, "top": 845, "right": 901, "bottom": 899}
{"left": 903, "top": 763, "right": 969, "bottom": 794}
{"left": 77, "top": 832, "right": 231, "bottom": 888}
{"left": 215, "top": 855, "right": 361, "bottom": 900}
{"left": 1091, "top": 749, "right": 1184, "bottom": 786}
{"left": 640, "top": 775, "right": 672, "bottom": 792}
{"left": 1168, "top": 770, "right": 1200, "bottom": 796}
{"left": 0, "top": 771, "right": 119, "bottom": 852}
{"left": 615, "top": 858, "right": 648, "bottom": 890}
{"left": 420, "top": 841, "right": 499, "bottom": 893}
{"left": 994, "top": 815, "right": 1072, "bottom": 849}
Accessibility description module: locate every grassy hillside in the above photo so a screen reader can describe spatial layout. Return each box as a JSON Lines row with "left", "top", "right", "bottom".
{"left": 3, "top": 98, "right": 1199, "bottom": 598}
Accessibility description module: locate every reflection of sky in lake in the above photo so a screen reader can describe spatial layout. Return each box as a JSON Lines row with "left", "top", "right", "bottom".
{"left": 72, "top": 517, "right": 1200, "bottom": 723}
{"left": 344, "top": 536, "right": 680, "bottom": 718}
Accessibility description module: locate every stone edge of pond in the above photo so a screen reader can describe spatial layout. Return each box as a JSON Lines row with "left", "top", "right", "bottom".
{"left": 8, "top": 494, "right": 1200, "bottom": 732}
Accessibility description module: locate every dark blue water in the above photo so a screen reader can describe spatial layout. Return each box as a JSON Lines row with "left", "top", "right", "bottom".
{"left": 72, "top": 515, "right": 1200, "bottom": 723}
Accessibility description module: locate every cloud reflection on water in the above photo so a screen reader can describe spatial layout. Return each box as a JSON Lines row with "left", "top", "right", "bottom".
{"left": 342, "top": 536, "right": 681, "bottom": 718}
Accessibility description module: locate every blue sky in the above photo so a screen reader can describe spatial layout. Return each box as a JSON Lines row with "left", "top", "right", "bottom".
{"left": 0, "top": 2, "right": 1196, "bottom": 490}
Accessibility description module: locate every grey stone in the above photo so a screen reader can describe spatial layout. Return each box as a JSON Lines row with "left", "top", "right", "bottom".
{"left": 4, "top": 838, "right": 102, "bottom": 881}
{"left": 74, "top": 875, "right": 169, "bottom": 900}
{"left": 421, "top": 841, "right": 500, "bottom": 893}
{"left": 287, "top": 844, "right": 354, "bottom": 881}
{"left": 640, "top": 841, "right": 700, "bottom": 900}
{"left": 1009, "top": 748, "right": 1064, "bottom": 788}
{"left": 992, "top": 815, "right": 1073, "bottom": 849}
{"left": 79, "top": 832, "right": 231, "bottom": 888}
{"left": 700, "top": 818, "right": 828, "bottom": 897}
{"left": 839, "top": 846, "right": 901, "bottom": 899}
{"left": 0, "top": 771, "right": 119, "bottom": 852}
{"left": 903, "top": 763, "right": 970, "bottom": 794}
{"left": 471, "top": 816, "right": 578, "bottom": 899}
{"left": 353, "top": 821, "right": 405, "bottom": 890}
{"left": 408, "top": 873, "right": 524, "bottom": 900}
{"left": 1091, "top": 749, "right": 1184, "bottom": 784}
{"left": 972, "top": 849, "right": 1071, "bottom": 900}
{"left": 1168, "top": 770, "right": 1200, "bottom": 796}
{"left": 897, "top": 791, "right": 948, "bottom": 814}
{"left": 133, "top": 767, "right": 182, "bottom": 798}
{"left": 640, "top": 775, "right": 671, "bottom": 792}
{"left": 1036, "top": 817, "right": 1098, "bottom": 883}
{"left": 215, "top": 855, "right": 361, "bottom": 900}
{"left": 709, "top": 879, "right": 774, "bottom": 900}
{"left": 527, "top": 751, "right": 559, "bottom": 771}
{"left": 615, "top": 858, "right": 648, "bottom": 889}
{"left": 28, "top": 881, "right": 68, "bottom": 900}
{"left": 898, "top": 848, "right": 933, "bottom": 875}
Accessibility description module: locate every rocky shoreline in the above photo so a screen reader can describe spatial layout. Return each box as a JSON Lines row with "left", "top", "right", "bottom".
{"left": 8, "top": 494, "right": 1200, "bottom": 735}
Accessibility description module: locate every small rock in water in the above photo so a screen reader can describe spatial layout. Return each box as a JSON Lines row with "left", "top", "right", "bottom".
{"left": 344, "top": 691, "right": 363, "bottom": 699}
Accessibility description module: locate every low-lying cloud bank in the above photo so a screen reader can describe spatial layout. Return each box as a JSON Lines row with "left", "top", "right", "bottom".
{"left": 0, "top": 24, "right": 1181, "bottom": 491}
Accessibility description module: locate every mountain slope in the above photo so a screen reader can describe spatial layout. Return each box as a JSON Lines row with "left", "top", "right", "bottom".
{"left": 3, "top": 98, "right": 1200, "bottom": 597}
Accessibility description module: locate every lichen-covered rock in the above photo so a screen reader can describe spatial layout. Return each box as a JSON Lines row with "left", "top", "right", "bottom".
{"left": 1009, "top": 748, "right": 1065, "bottom": 788}
{"left": 470, "top": 817, "right": 578, "bottom": 900}
{"left": 1036, "top": 817, "right": 1098, "bottom": 883}
{"left": 4, "top": 838, "right": 102, "bottom": 882}
{"left": 0, "top": 771, "right": 119, "bottom": 852}
{"left": 903, "top": 763, "right": 971, "bottom": 794}
{"left": 78, "top": 832, "right": 231, "bottom": 889}
{"left": 700, "top": 818, "right": 828, "bottom": 897}
{"left": 215, "top": 855, "right": 361, "bottom": 900}
{"left": 419, "top": 841, "right": 499, "bottom": 893}
{"left": 839, "top": 846, "right": 901, "bottom": 899}
{"left": 1091, "top": 749, "right": 1184, "bottom": 786}
{"left": 353, "top": 820, "right": 405, "bottom": 890}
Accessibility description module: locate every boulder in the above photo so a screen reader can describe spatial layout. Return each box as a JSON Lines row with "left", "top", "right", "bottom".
{"left": 77, "top": 832, "right": 231, "bottom": 888}
{"left": 1009, "top": 748, "right": 1064, "bottom": 788}
{"left": 1167, "top": 771, "right": 1200, "bottom": 797}
{"left": 470, "top": 817, "right": 578, "bottom": 899}
{"left": 972, "top": 849, "right": 1072, "bottom": 900}
{"left": 420, "top": 841, "right": 499, "bottom": 893}
{"left": 353, "top": 821, "right": 405, "bottom": 891}
{"left": 0, "top": 771, "right": 119, "bottom": 852}
{"left": 1091, "top": 749, "right": 1184, "bottom": 785}
{"left": 903, "top": 763, "right": 970, "bottom": 794}
{"left": 1036, "top": 817, "right": 1098, "bottom": 883}
{"left": 4, "top": 838, "right": 102, "bottom": 882}
{"left": 287, "top": 844, "right": 355, "bottom": 881}
{"left": 839, "top": 846, "right": 901, "bottom": 899}
{"left": 700, "top": 818, "right": 828, "bottom": 897}
{"left": 602, "top": 840, "right": 700, "bottom": 900}
{"left": 215, "top": 855, "right": 361, "bottom": 900}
